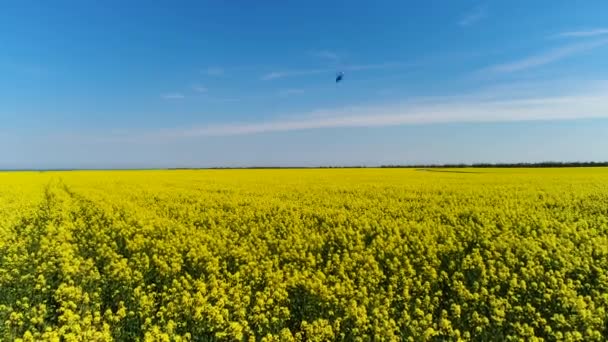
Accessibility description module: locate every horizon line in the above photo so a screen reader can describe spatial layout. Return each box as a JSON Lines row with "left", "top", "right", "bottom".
{"left": 2, "top": 161, "right": 608, "bottom": 172}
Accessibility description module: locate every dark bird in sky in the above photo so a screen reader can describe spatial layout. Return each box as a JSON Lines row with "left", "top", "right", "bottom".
{"left": 336, "top": 71, "right": 344, "bottom": 83}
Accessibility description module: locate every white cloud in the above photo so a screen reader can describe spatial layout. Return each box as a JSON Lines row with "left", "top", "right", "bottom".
{"left": 261, "top": 62, "right": 408, "bottom": 80}
{"left": 345, "top": 62, "right": 407, "bottom": 71}
{"left": 261, "top": 69, "right": 326, "bottom": 80}
{"left": 278, "top": 89, "right": 305, "bottom": 97}
{"left": 310, "top": 50, "right": 340, "bottom": 61}
{"left": 459, "top": 6, "right": 486, "bottom": 27}
{"left": 161, "top": 93, "right": 185, "bottom": 100}
{"left": 211, "top": 97, "right": 242, "bottom": 103}
{"left": 481, "top": 39, "right": 608, "bottom": 74}
{"left": 146, "top": 80, "right": 608, "bottom": 138}
{"left": 204, "top": 67, "right": 224, "bottom": 76}
{"left": 193, "top": 85, "right": 208, "bottom": 93}
{"left": 554, "top": 28, "right": 608, "bottom": 39}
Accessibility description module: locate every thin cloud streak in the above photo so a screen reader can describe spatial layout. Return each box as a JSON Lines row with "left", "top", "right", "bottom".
{"left": 204, "top": 67, "right": 224, "bottom": 76}
{"left": 147, "top": 82, "right": 608, "bottom": 138}
{"left": 481, "top": 39, "right": 608, "bottom": 74}
{"left": 261, "top": 62, "right": 410, "bottom": 80}
{"left": 192, "top": 85, "right": 208, "bottom": 93}
{"left": 161, "top": 93, "right": 185, "bottom": 100}
{"left": 278, "top": 89, "right": 305, "bottom": 96}
{"left": 554, "top": 29, "right": 608, "bottom": 38}
{"left": 310, "top": 50, "right": 340, "bottom": 61}
{"left": 459, "top": 6, "right": 486, "bottom": 27}
{"left": 262, "top": 69, "right": 327, "bottom": 80}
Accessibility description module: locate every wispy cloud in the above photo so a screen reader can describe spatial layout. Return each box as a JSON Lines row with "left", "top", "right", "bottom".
{"left": 345, "top": 62, "right": 407, "bottom": 71}
{"left": 310, "top": 50, "right": 340, "bottom": 61}
{"left": 261, "top": 62, "right": 409, "bottom": 80}
{"left": 210, "top": 97, "right": 243, "bottom": 103}
{"left": 138, "top": 80, "right": 608, "bottom": 138}
{"left": 459, "top": 5, "right": 486, "bottom": 27}
{"left": 554, "top": 28, "right": 608, "bottom": 39}
{"left": 192, "top": 84, "right": 208, "bottom": 93}
{"left": 203, "top": 67, "right": 224, "bottom": 76}
{"left": 161, "top": 93, "right": 185, "bottom": 100}
{"left": 278, "top": 89, "right": 305, "bottom": 97}
{"left": 262, "top": 69, "right": 327, "bottom": 80}
{"left": 481, "top": 39, "right": 608, "bottom": 74}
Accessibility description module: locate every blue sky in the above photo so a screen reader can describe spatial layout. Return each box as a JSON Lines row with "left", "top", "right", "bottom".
{"left": 2, "top": 0, "right": 608, "bottom": 168}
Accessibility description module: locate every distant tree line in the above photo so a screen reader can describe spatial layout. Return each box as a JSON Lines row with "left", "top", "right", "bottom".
{"left": 169, "top": 162, "right": 608, "bottom": 170}
{"left": 4, "top": 162, "right": 608, "bottom": 172}
{"left": 380, "top": 161, "right": 608, "bottom": 168}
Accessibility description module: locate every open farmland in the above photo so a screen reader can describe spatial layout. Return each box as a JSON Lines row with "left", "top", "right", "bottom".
{"left": 1, "top": 168, "right": 608, "bottom": 341}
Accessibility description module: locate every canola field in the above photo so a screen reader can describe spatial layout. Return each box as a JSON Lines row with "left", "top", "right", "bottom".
{"left": 1, "top": 168, "right": 608, "bottom": 341}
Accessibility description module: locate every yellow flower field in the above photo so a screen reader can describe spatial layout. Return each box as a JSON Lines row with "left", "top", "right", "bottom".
{"left": 1, "top": 168, "right": 608, "bottom": 341}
